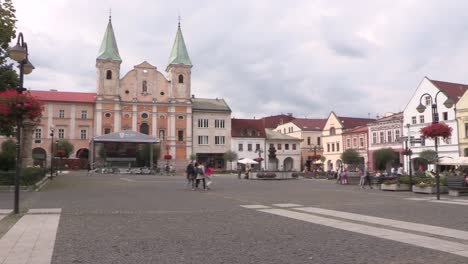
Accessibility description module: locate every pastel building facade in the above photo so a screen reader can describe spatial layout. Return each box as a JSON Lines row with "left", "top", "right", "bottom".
{"left": 403, "top": 77, "right": 466, "bottom": 172}
{"left": 367, "top": 112, "right": 404, "bottom": 171}
{"left": 342, "top": 126, "right": 368, "bottom": 166}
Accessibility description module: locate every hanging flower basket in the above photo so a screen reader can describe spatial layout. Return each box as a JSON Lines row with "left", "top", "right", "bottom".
{"left": 254, "top": 157, "right": 264, "bottom": 162}
{"left": 163, "top": 154, "right": 172, "bottom": 160}
{"left": 312, "top": 154, "right": 322, "bottom": 160}
{"left": 420, "top": 122, "right": 452, "bottom": 139}
{"left": 55, "top": 149, "right": 66, "bottom": 158}
{"left": 0, "top": 89, "right": 43, "bottom": 136}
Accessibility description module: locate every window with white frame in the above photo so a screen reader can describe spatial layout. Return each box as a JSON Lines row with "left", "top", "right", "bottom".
{"left": 248, "top": 144, "right": 253, "bottom": 151}
{"left": 353, "top": 138, "right": 357, "bottom": 148}
{"left": 379, "top": 132, "right": 385, "bottom": 143}
{"left": 80, "top": 129, "right": 87, "bottom": 139}
{"left": 292, "top": 144, "right": 296, "bottom": 150}
{"left": 387, "top": 131, "right": 392, "bottom": 143}
{"left": 277, "top": 144, "right": 282, "bottom": 150}
{"left": 425, "top": 96, "right": 431, "bottom": 106}
{"left": 307, "top": 137, "right": 311, "bottom": 145}
{"left": 285, "top": 144, "right": 289, "bottom": 150}
{"left": 34, "top": 128, "right": 41, "bottom": 143}
{"left": 198, "top": 135, "right": 208, "bottom": 145}
{"left": 81, "top": 110, "right": 87, "bottom": 119}
{"left": 419, "top": 115, "right": 424, "bottom": 124}
{"left": 58, "top": 128, "right": 65, "bottom": 139}
{"left": 327, "top": 143, "right": 330, "bottom": 152}
{"left": 198, "top": 119, "right": 209, "bottom": 128}
{"left": 215, "top": 119, "right": 225, "bottom": 128}
{"left": 372, "top": 132, "right": 377, "bottom": 144}
{"left": 239, "top": 144, "right": 243, "bottom": 151}
{"left": 346, "top": 138, "right": 351, "bottom": 148}
{"left": 215, "top": 136, "right": 225, "bottom": 145}
{"left": 337, "top": 143, "right": 340, "bottom": 152}
{"left": 442, "top": 112, "right": 448, "bottom": 121}
{"left": 59, "top": 110, "right": 65, "bottom": 118}
{"left": 395, "top": 130, "right": 400, "bottom": 141}
{"left": 256, "top": 144, "right": 260, "bottom": 151}
{"left": 360, "top": 137, "right": 364, "bottom": 148}
{"left": 412, "top": 116, "right": 417, "bottom": 124}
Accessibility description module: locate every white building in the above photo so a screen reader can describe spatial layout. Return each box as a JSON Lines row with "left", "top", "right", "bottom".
{"left": 192, "top": 98, "right": 231, "bottom": 169}
{"left": 265, "top": 129, "right": 302, "bottom": 171}
{"left": 230, "top": 118, "right": 267, "bottom": 170}
{"left": 402, "top": 77, "right": 468, "bottom": 172}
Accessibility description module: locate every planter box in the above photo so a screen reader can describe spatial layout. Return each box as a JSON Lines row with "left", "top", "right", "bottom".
{"left": 412, "top": 186, "right": 448, "bottom": 194}
{"left": 381, "top": 184, "right": 410, "bottom": 191}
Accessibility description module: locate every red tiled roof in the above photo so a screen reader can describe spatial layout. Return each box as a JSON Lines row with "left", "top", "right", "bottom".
{"left": 29, "top": 90, "right": 96, "bottom": 103}
{"left": 231, "top": 118, "right": 266, "bottom": 138}
{"left": 428, "top": 78, "right": 468, "bottom": 104}
{"left": 342, "top": 125, "right": 368, "bottom": 135}
{"left": 291, "top": 118, "right": 326, "bottom": 131}
{"left": 337, "top": 116, "right": 375, "bottom": 129}
{"left": 261, "top": 114, "right": 295, "bottom": 128}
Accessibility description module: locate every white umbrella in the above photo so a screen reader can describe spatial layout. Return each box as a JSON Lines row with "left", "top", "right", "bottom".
{"left": 237, "top": 158, "right": 259, "bottom": 164}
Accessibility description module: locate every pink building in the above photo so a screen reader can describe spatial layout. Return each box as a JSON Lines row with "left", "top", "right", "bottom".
{"left": 342, "top": 126, "right": 369, "bottom": 166}
{"left": 367, "top": 112, "right": 404, "bottom": 171}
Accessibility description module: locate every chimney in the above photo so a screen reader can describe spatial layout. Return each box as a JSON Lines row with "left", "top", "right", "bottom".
{"left": 287, "top": 113, "right": 293, "bottom": 117}
{"left": 191, "top": 94, "right": 195, "bottom": 99}
{"left": 50, "top": 89, "right": 58, "bottom": 92}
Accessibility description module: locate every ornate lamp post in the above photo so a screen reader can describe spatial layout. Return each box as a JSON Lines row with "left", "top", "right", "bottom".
{"left": 309, "top": 144, "right": 323, "bottom": 171}
{"left": 416, "top": 91, "right": 454, "bottom": 200}
{"left": 50, "top": 128, "right": 54, "bottom": 179}
{"left": 403, "top": 124, "right": 413, "bottom": 191}
{"left": 8, "top": 32, "right": 35, "bottom": 214}
{"left": 255, "top": 147, "right": 264, "bottom": 170}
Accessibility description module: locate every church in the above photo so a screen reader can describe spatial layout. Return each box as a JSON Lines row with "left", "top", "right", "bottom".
{"left": 17, "top": 17, "right": 232, "bottom": 170}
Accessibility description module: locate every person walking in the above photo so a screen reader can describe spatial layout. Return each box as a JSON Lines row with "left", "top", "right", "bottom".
{"left": 341, "top": 168, "right": 348, "bottom": 185}
{"left": 362, "top": 165, "right": 373, "bottom": 189}
{"left": 195, "top": 162, "right": 207, "bottom": 190}
{"left": 186, "top": 161, "right": 195, "bottom": 188}
{"left": 397, "top": 165, "right": 403, "bottom": 176}
{"left": 205, "top": 164, "right": 213, "bottom": 190}
{"left": 358, "top": 166, "right": 365, "bottom": 187}
{"left": 336, "top": 166, "right": 342, "bottom": 184}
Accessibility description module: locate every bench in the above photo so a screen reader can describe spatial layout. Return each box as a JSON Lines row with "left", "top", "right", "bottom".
{"left": 447, "top": 177, "right": 468, "bottom": 196}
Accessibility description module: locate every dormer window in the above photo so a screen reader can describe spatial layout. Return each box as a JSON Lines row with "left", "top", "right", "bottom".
{"left": 106, "top": 70, "right": 112, "bottom": 80}
{"left": 142, "top": 80, "right": 148, "bottom": 93}
{"left": 330, "top": 127, "right": 336, "bottom": 135}
{"left": 178, "top": 74, "right": 184, "bottom": 83}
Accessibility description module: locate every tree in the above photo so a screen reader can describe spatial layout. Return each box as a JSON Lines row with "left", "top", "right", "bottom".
{"left": 189, "top": 153, "right": 197, "bottom": 161}
{"left": 340, "top": 149, "right": 361, "bottom": 168}
{"left": 373, "top": 148, "right": 398, "bottom": 171}
{"left": 0, "top": 138, "right": 15, "bottom": 171}
{"left": 419, "top": 149, "right": 438, "bottom": 164}
{"left": 319, "top": 156, "right": 326, "bottom": 163}
{"left": 53, "top": 139, "right": 74, "bottom": 158}
{"left": 223, "top": 150, "right": 238, "bottom": 171}
{"left": 0, "top": 0, "right": 19, "bottom": 91}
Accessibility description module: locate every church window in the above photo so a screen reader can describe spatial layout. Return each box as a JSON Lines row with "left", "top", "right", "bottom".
{"left": 106, "top": 70, "right": 112, "bottom": 80}
{"left": 125, "top": 90, "right": 129, "bottom": 94}
{"left": 142, "top": 81, "right": 148, "bottom": 93}
{"left": 141, "top": 113, "right": 149, "bottom": 119}
{"left": 160, "top": 92, "right": 165, "bottom": 96}
{"left": 140, "top": 123, "right": 149, "bottom": 135}
{"left": 178, "top": 115, "right": 184, "bottom": 120}
{"left": 104, "top": 112, "right": 112, "bottom": 118}
{"left": 178, "top": 75, "right": 184, "bottom": 83}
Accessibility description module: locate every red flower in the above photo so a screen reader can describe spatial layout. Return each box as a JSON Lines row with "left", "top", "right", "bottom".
{"left": 163, "top": 154, "right": 172, "bottom": 160}
{"left": 420, "top": 122, "right": 452, "bottom": 139}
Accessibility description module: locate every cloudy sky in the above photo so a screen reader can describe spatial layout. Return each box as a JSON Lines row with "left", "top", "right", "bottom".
{"left": 11, "top": 0, "right": 468, "bottom": 119}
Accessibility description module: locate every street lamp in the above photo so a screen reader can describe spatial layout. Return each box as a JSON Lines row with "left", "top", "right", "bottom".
{"left": 308, "top": 144, "right": 323, "bottom": 171}
{"left": 50, "top": 128, "right": 54, "bottom": 179}
{"left": 255, "top": 147, "right": 264, "bottom": 170}
{"left": 416, "top": 91, "right": 454, "bottom": 200}
{"left": 8, "top": 32, "right": 35, "bottom": 214}
{"left": 405, "top": 124, "right": 413, "bottom": 191}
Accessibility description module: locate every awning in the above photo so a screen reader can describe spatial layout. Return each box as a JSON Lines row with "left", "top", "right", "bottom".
{"left": 438, "top": 157, "right": 468, "bottom": 166}
{"left": 91, "top": 131, "right": 160, "bottom": 143}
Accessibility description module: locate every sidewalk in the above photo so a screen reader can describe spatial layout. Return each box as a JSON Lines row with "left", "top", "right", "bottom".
{"left": 0, "top": 209, "right": 61, "bottom": 264}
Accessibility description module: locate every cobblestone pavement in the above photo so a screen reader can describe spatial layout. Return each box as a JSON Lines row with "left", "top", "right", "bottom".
{"left": 1, "top": 171, "right": 468, "bottom": 263}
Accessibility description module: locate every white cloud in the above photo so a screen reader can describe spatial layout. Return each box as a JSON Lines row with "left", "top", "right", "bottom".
{"left": 11, "top": 0, "right": 468, "bottom": 119}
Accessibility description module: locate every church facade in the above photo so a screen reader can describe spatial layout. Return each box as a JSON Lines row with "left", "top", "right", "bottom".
{"left": 8, "top": 18, "right": 231, "bottom": 170}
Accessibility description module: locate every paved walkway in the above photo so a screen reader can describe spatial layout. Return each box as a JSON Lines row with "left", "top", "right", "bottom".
{"left": 0, "top": 210, "right": 12, "bottom": 222}
{"left": 0, "top": 209, "right": 61, "bottom": 264}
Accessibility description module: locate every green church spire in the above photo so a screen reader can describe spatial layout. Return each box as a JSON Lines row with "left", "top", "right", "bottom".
{"left": 97, "top": 16, "right": 122, "bottom": 62}
{"left": 167, "top": 22, "right": 192, "bottom": 66}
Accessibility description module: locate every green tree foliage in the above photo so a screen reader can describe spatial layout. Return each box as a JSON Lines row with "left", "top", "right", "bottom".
{"left": 341, "top": 149, "right": 361, "bottom": 165}
{"left": 419, "top": 149, "right": 438, "bottom": 164}
{"left": 373, "top": 148, "right": 398, "bottom": 170}
{"left": 0, "top": 138, "right": 15, "bottom": 170}
{"left": 53, "top": 139, "right": 74, "bottom": 158}
{"left": 0, "top": 0, "right": 19, "bottom": 91}
{"left": 223, "top": 150, "right": 238, "bottom": 171}
{"left": 319, "top": 155, "right": 326, "bottom": 163}
{"left": 189, "top": 153, "right": 197, "bottom": 161}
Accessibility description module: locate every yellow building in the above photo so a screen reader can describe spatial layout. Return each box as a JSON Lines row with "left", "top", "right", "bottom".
{"left": 455, "top": 90, "right": 468, "bottom": 156}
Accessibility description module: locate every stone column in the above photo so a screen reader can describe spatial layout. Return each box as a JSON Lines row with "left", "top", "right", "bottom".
{"left": 21, "top": 120, "right": 36, "bottom": 168}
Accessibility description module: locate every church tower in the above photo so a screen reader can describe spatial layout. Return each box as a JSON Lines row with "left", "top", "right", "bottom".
{"left": 96, "top": 16, "right": 121, "bottom": 99}
{"left": 166, "top": 22, "right": 192, "bottom": 101}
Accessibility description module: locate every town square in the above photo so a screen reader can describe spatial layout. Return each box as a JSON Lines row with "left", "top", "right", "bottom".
{"left": 0, "top": 1, "right": 468, "bottom": 263}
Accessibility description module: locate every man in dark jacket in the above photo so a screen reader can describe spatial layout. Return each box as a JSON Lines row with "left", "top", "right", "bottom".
{"left": 186, "top": 161, "right": 195, "bottom": 187}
